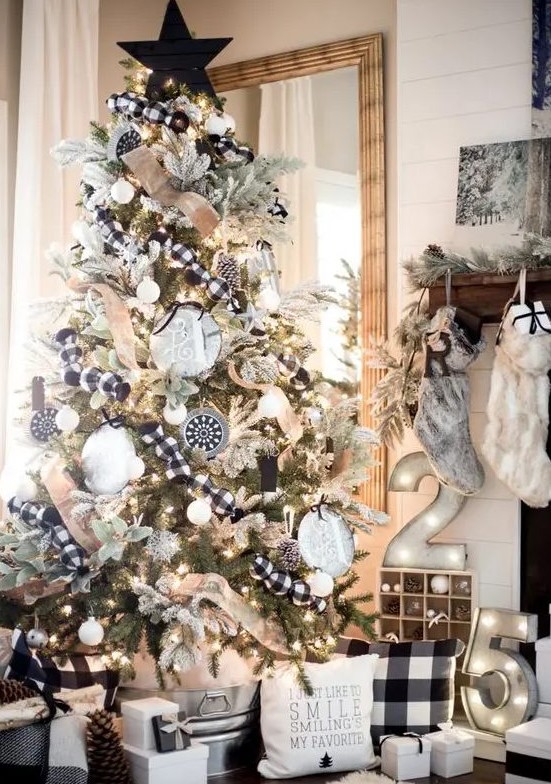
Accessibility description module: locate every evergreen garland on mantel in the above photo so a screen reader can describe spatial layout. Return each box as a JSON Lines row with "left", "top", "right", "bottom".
{"left": 371, "top": 232, "right": 551, "bottom": 447}
{"left": 405, "top": 233, "right": 551, "bottom": 289}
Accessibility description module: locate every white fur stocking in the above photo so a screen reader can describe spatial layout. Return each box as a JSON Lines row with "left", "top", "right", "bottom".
{"left": 483, "top": 308, "right": 551, "bottom": 507}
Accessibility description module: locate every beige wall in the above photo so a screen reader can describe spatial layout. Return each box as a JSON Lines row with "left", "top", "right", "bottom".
{"left": 0, "top": 0, "right": 23, "bottom": 271}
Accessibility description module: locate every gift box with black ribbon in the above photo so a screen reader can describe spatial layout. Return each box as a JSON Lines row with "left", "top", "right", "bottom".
{"left": 380, "top": 732, "right": 431, "bottom": 780}
{"left": 152, "top": 710, "right": 193, "bottom": 753}
{"left": 506, "top": 718, "right": 551, "bottom": 784}
{"left": 425, "top": 724, "right": 474, "bottom": 778}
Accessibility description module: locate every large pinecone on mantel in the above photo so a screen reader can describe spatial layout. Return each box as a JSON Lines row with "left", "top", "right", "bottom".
{"left": 87, "top": 709, "right": 132, "bottom": 784}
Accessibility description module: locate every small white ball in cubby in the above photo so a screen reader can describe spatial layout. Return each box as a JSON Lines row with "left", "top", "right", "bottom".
{"left": 430, "top": 574, "right": 450, "bottom": 594}
{"left": 426, "top": 608, "right": 437, "bottom": 619}
{"left": 393, "top": 583, "right": 401, "bottom": 593}
{"left": 381, "top": 582, "right": 391, "bottom": 593}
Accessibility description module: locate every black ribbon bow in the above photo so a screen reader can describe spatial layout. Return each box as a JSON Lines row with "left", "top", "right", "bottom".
{"left": 380, "top": 731, "right": 424, "bottom": 754}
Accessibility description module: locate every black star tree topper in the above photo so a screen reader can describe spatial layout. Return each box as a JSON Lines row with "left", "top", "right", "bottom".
{"left": 117, "top": 0, "right": 232, "bottom": 98}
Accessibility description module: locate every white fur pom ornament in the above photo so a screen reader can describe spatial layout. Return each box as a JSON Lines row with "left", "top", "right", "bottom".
{"left": 81, "top": 413, "right": 140, "bottom": 495}
{"left": 483, "top": 302, "right": 551, "bottom": 507}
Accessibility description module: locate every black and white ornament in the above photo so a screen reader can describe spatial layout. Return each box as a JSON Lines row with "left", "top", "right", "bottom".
{"left": 250, "top": 555, "right": 326, "bottom": 613}
{"left": 181, "top": 407, "right": 229, "bottom": 458}
{"left": 81, "top": 413, "right": 144, "bottom": 495}
{"left": 149, "top": 303, "right": 221, "bottom": 377}
{"left": 297, "top": 502, "right": 355, "bottom": 578}
{"left": 106, "top": 122, "right": 142, "bottom": 162}
{"left": 30, "top": 377, "right": 60, "bottom": 444}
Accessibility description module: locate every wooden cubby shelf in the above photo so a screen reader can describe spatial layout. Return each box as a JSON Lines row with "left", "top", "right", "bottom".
{"left": 377, "top": 567, "right": 476, "bottom": 645}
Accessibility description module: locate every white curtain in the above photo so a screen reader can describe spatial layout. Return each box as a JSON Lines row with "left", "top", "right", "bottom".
{"left": 2, "top": 0, "right": 99, "bottom": 474}
{"left": 258, "top": 77, "right": 318, "bottom": 290}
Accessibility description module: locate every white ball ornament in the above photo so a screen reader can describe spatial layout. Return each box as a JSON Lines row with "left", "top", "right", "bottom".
{"left": 163, "top": 403, "right": 188, "bottom": 425}
{"left": 55, "top": 405, "right": 80, "bottom": 432}
{"left": 308, "top": 570, "right": 335, "bottom": 597}
{"left": 14, "top": 477, "right": 38, "bottom": 502}
{"left": 205, "top": 113, "right": 228, "bottom": 136}
{"left": 430, "top": 574, "right": 450, "bottom": 594}
{"left": 78, "top": 616, "right": 105, "bottom": 647}
{"left": 381, "top": 583, "right": 391, "bottom": 593}
{"left": 136, "top": 276, "right": 160, "bottom": 304}
{"left": 257, "top": 390, "right": 283, "bottom": 418}
{"left": 393, "top": 583, "right": 402, "bottom": 593}
{"left": 127, "top": 456, "right": 146, "bottom": 480}
{"left": 221, "top": 112, "right": 236, "bottom": 132}
{"left": 110, "top": 178, "right": 135, "bottom": 204}
{"left": 256, "top": 287, "right": 281, "bottom": 312}
{"left": 186, "top": 498, "right": 212, "bottom": 526}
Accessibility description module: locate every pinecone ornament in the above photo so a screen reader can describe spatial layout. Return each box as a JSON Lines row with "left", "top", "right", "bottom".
{"left": 215, "top": 254, "right": 241, "bottom": 290}
{"left": 276, "top": 537, "right": 302, "bottom": 570}
{"left": 0, "top": 680, "right": 36, "bottom": 704}
{"left": 87, "top": 709, "right": 132, "bottom": 784}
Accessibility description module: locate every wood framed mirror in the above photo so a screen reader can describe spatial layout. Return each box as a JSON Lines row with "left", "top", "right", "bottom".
{"left": 209, "top": 34, "right": 386, "bottom": 511}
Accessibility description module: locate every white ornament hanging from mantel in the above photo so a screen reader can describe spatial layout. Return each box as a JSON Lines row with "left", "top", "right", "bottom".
{"left": 384, "top": 451, "right": 467, "bottom": 570}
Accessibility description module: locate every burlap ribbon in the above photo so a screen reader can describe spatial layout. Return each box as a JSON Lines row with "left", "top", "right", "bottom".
{"left": 228, "top": 362, "right": 303, "bottom": 444}
{"left": 122, "top": 145, "right": 220, "bottom": 238}
{"left": 67, "top": 280, "right": 139, "bottom": 371}
{"left": 40, "top": 455, "right": 101, "bottom": 553}
{"left": 173, "top": 573, "right": 289, "bottom": 655}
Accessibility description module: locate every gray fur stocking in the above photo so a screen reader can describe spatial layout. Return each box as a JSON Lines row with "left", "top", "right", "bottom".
{"left": 482, "top": 306, "right": 551, "bottom": 507}
{"left": 413, "top": 306, "right": 486, "bottom": 495}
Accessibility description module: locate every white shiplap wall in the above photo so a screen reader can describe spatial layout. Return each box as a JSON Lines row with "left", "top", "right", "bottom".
{"left": 396, "top": 0, "right": 532, "bottom": 609}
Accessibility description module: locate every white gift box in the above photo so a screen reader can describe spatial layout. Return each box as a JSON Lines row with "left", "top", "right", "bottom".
{"left": 125, "top": 740, "right": 209, "bottom": 784}
{"left": 506, "top": 717, "right": 551, "bottom": 784}
{"left": 536, "top": 637, "right": 551, "bottom": 705}
{"left": 380, "top": 735, "right": 432, "bottom": 780}
{"left": 122, "top": 697, "right": 180, "bottom": 751}
{"left": 424, "top": 729, "right": 475, "bottom": 777}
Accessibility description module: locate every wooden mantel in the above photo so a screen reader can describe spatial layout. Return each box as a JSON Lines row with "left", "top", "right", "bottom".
{"left": 427, "top": 268, "right": 551, "bottom": 323}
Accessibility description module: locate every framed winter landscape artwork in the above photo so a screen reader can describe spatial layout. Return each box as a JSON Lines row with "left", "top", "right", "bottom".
{"left": 533, "top": 0, "right": 551, "bottom": 137}
{"left": 455, "top": 138, "right": 551, "bottom": 238}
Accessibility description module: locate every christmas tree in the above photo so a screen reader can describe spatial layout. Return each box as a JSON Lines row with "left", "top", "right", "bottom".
{"left": 0, "top": 1, "right": 386, "bottom": 687}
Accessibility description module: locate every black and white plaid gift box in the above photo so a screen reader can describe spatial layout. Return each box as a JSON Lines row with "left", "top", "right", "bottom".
{"left": 5, "top": 629, "right": 118, "bottom": 709}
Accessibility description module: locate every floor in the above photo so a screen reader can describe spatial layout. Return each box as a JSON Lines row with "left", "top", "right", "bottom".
{"left": 215, "top": 758, "right": 505, "bottom": 783}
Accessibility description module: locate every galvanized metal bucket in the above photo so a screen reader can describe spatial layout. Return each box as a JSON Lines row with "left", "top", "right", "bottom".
{"left": 118, "top": 682, "right": 261, "bottom": 777}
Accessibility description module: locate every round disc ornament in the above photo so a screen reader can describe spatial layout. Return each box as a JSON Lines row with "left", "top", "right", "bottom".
{"left": 106, "top": 123, "right": 142, "bottom": 162}
{"left": 30, "top": 408, "right": 60, "bottom": 443}
{"left": 297, "top": 503, "right": 354, "bottom": 578}
{"left": 150, "top": 303, "right": 221, "bottom": 378}
{"left": 181, "top": 407, "right": 229, "bottom": 457}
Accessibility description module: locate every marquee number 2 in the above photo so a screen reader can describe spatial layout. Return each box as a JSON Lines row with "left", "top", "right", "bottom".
{"left": 384, "top": 451, "right": 466, "bottom": 570}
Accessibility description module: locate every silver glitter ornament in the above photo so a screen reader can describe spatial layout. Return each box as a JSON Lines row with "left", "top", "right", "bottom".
{"left": 297, "top": 503, "right": 354, "bottom": 578}
{"left": 26, "top": 627, "right": 49, "bottom": 649}
{"left": 150, "top": 303, "right": 221, "bottom": 378}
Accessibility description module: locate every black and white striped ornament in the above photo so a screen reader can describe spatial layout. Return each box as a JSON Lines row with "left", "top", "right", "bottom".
{"left": 180, "top": 407, "right": 229, "bottom": 457}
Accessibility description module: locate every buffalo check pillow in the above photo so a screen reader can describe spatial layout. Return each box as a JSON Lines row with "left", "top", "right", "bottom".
{"left": 337, "top": 637, "right": 465, "bottom": 744}
{"left": 5, "top": 628, "right": 118, "bottom": 709}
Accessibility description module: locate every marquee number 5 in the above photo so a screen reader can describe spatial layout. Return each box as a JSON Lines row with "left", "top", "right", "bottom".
{"left": 461, "top": 607, "right": 538, "bottom": 735}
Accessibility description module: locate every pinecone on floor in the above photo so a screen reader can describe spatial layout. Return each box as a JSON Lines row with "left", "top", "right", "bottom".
{"left": 0, "top": 679, "right": 36, "bottom": 705}
{"left": 87, "top": 709, "right": 132, "bottom": 784}
{"left": 215, "top": 254, "right": 241, "bottom": 290}
{"left": 276, "top": 537, "right": 302, "bottom": 570}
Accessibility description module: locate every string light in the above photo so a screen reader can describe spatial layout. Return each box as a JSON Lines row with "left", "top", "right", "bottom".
{"left": 49, "top": 634, "right": 58, "bottom": 644}
{"left": 177, "top": 563, "right": 189, "bottom": 575}
{"left": 291, "top": 641, "right": 302, "bottom": 652}
{"left": 62, "top": 604, "right": 72, "bottom": 616}
{"left": 211, "top": 641, "right": 222, "bottom": 653}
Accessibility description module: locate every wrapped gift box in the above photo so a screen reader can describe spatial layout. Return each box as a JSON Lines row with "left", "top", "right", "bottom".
{"left": 536, "top": 636, "right": 551, "bottom": 705}
{"left": 122, "top": 697, "right": 180, "bottom": 751}
{"left": 425, "top": 729, "right": 475, "bottom": 777}
{"left": 506, "top": 717, "right": 551, "bottom": 784}
{"left": 380, "top": 734, "right": 432, "bottom": 780}
{"left": 125, "top": 739, "right": 209, "bottom": 784}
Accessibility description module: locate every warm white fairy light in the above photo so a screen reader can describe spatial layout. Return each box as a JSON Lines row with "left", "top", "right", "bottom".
{"left": 211, "top": 640, "right": 222, "bottom": 653}
{"left": 177, "top": 563, "right": 189, "bottom": 575}
{"left": 291, "top": 641, "right": 302, "bottom": 652}
{"left": 223, "top": 548, "right": 235, "bottom": 559}
{"left": 326, "top": 635, "right": 336, "bottom": 647}
{"left": 120, "top": 655, "right": 130, "bottom": 666}
{"left": 62, "top": 604, "right": 72, "bottom": 616}
{"left": 49, "top": 634, "right": 58, "bottom": 644}
{"left": 241, "top": 586, "right": 250, "bottom": 595}
{"left": 303, "top": 611, "right": 314, "bottom": 623}
{"left": 165, "top": 506, "right": 174, "bottom": 514}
